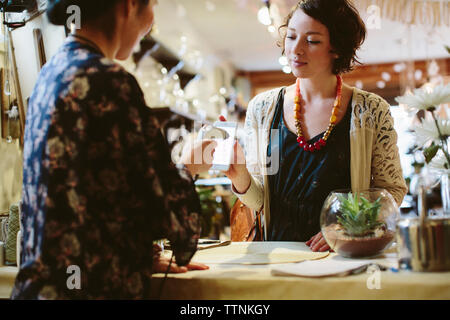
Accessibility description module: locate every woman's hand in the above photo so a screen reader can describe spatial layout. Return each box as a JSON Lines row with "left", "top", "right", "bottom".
{"left": 153, "top": 256, "right": 209, "bottom": 273}
{"left": 181, "top": 139, "right": 217, "bottom": 177}
{"left": 306, "top": 232, "right": 332, "bottom": 252}
{"left": 152, "top": 244, "right": 209, "bottom": 273}
{"left": 218, "top": 115, "right": 251, "bottom": 194}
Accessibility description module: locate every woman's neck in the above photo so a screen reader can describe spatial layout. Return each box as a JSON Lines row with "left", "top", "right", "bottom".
{"left": 298, "top": 74, "right": 338, "bottom": 102}
{"left": 73, "top": 27, "right": 118, "bottom": 60}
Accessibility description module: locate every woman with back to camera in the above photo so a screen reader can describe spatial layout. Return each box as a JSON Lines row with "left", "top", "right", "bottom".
{"left": 11, "top": 0, "right": 215, "bottom": 299}
{"left": 224, "top": 0, "right": 407, "bottom": 250}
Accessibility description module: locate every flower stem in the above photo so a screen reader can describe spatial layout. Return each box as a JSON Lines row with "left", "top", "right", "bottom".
{"left": 431, "top": 110, "right": 450, "bottom": 167}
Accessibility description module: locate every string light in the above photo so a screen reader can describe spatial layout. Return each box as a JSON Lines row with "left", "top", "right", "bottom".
{"left": 257, "top": 1, "right": 272, "bottom": 26}
{"left": 376, "top": 80, "right": 386, "bottom": 89}
{"left": 282, "top": 66, "right": 291, "bottom": 74}
{"left": 381, "top": 72, "right": 391, "bottom": 82}
{"left": 278, "top": 56, "right": 288, "bottom": 66}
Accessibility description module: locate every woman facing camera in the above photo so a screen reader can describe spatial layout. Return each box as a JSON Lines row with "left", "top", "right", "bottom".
{"left": 11, "top": 0, "right": 214, "bottom": 299}
{"left": 225, "top": 0, "right": 407, "bottom": 251}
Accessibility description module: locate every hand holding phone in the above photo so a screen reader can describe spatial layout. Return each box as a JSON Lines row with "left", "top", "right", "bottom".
{"left": 216, "top": 116, "right": 251, "bottom": 194}
{"left": 197, "top": 121, "right": 237, "bottom": 172}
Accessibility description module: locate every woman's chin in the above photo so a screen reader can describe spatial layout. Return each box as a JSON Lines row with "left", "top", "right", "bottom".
{"left": 292, "top": 70, "right": 311, "bottom": 79}
{"left": 115, "top": 50, "right": 133, "bottom": 61}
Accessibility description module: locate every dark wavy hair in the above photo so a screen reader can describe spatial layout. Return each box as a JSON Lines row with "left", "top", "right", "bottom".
{"left": 278, "top": 0, "right": 366, "bottom": 75}
{"left": 47, "top": 0, "right": 149, "bottom": 26}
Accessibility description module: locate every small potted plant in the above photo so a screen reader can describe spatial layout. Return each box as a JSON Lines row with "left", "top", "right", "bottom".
{"left": 320, "top": 189, "right": 399, "bottom": 258}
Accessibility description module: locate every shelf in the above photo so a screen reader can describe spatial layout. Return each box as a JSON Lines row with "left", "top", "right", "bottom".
{"left": 151, "top": 106, "right": 212, "bottom": 125}
{"left": 133, "top": 36, "right": 198, "bottom": 89}
{"left": 195, "top": 177, "right": 231, "bottom": 186}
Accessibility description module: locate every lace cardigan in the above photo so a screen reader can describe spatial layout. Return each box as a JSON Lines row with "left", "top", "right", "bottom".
{"left": 233, "top": 87, "right": 408, "bottom": 238}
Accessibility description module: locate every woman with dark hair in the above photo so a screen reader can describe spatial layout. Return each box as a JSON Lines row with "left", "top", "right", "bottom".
{"left": 11, "top": 0, "right": 213, "bottom": 299}
{"left": 225, "top": 0, "right": 407, "bottom": 250}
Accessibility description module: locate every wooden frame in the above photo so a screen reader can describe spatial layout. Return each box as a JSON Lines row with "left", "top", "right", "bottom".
{"left": 7, "top": 28, "right": 25, "bottom": 146}
{"left": 33, "top": 28, "right": 46, "bottom": 71}
{"left": 238, "top": 58, "right": 450, "bottom": 106}
{"left": 0, "top": 68, "right": 6, "bottom": 139}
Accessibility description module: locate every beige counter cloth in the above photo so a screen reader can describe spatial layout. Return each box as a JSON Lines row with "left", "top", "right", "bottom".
{"left": 0, "top": 266, "right": 18, "bottom": 298}
{"left": 2, "top": 242, "right": 450, "bottom": 299}
{"left": 153, "top": 242, "right": 450, "bottom": 300}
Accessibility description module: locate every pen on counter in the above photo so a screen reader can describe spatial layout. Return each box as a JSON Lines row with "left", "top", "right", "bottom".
{"left": 197, "top": 240, "right": 231, "bottom": 250}
{"left": 198, "top": 240, "right": 222, "bottom": 244}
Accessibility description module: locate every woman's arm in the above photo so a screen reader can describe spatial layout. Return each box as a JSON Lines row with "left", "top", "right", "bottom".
{"left": 371, "top": 101, "right": 408, "bottom": 206}
{"left": 116, "top": 72, "right": 203, "bottom": 267}
{"left": 228, "top": 98, "right": 265, "bottom": 212}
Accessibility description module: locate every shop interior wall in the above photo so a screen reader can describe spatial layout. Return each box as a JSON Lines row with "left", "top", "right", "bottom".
{"left": 0, "top": 13, "right": 65, "bottom": 214}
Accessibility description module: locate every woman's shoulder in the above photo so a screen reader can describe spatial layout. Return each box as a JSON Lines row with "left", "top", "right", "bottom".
{"left": 59, "top": 54, "right": 143, "bottom": 101}
{"left": 247, "top": 87, "right": 284, "bottom": 114}
{"left": 350, "top": 87, "right": 395, "bottom": 130}
{"left": 77, "top": 56, "right": 137, "bottom": 85}
{"left": 351, "top": 87, "right": 391, "bottom": 111}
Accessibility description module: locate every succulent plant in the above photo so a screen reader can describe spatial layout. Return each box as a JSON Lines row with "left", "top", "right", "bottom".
{"left": 336, "top": 193, "right": 384, "bottom": 237}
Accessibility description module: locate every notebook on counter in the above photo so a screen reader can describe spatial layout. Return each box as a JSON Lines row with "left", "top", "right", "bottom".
{"left": 271, "top": 253, "right": 398, "bottom": 277}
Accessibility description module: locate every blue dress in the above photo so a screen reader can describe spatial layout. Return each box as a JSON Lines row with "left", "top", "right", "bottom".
{"left": 11, "top": 37, "right": 201, "bottom": 299}
{"left": 267, "top": 88, "right": 352, "bottom": 241}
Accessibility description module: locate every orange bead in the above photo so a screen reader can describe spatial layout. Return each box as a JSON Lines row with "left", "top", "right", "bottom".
{"left": 293, "top": 75, "right": 343, "bottom": 153}
{"left": 330, "top": 115, "right": 337, "bottom": 124}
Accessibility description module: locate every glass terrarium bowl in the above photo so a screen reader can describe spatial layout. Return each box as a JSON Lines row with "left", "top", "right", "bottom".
{"left": 320, "top": 188, "right": 399, "bottom": 258}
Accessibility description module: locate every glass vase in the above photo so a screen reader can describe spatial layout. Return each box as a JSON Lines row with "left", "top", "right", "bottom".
{"left": 320, "top": 188, "right": 399, "bottom": 258}
{"left": 441, "top": 173, "right": 450, "bottom": 216}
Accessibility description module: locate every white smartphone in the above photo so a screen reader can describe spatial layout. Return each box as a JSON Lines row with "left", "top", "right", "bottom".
{"left": 207, "top": 121, "right": 237, "bottom": 172}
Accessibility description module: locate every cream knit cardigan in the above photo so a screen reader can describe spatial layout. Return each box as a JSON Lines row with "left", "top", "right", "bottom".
{"left": 233, "top": 86, "right": 408, "bottom": 238}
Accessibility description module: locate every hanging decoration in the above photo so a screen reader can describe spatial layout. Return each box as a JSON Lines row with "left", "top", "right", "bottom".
{"left": 353, "top": 0, "right": 449, "bottom": 27}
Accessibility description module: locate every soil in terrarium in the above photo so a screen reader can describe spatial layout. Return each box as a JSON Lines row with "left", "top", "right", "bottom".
{"left": 324, "top": 224, "right": 394, "bottom": 258}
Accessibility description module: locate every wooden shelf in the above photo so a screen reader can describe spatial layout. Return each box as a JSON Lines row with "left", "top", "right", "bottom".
{"left": 152, "top": 106, "right": 212, "bottom": 125}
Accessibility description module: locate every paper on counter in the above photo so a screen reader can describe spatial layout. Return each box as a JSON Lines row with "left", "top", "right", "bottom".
{"left": 271, "top": 253, "right": 398, "bottom": 277}
{"left": 190, "top": 241, "right": 329, "bottom": 265}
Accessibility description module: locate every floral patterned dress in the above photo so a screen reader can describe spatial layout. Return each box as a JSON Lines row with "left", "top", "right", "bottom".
{"left": 11, "top": 37, "right": 201, "bottom": 299}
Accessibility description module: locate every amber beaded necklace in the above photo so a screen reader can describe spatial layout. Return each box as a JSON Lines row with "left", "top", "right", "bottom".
{"left": 294, "top": 75, "right": 342, "bottom": 152}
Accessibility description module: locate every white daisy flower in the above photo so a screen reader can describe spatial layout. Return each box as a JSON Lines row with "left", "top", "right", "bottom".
{"left": 412, "top": 118, "right": 450, "bottom": 146}
{"left": 395, "top": 83, "right": 450, "bottom": 111}
{"left": 428, "top": 150, "right": 450, "bottom": 175}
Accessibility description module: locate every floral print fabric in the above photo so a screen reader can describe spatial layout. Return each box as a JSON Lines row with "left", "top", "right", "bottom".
{"left": 11, "top": 38, "right": 201, "bottom": 299}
